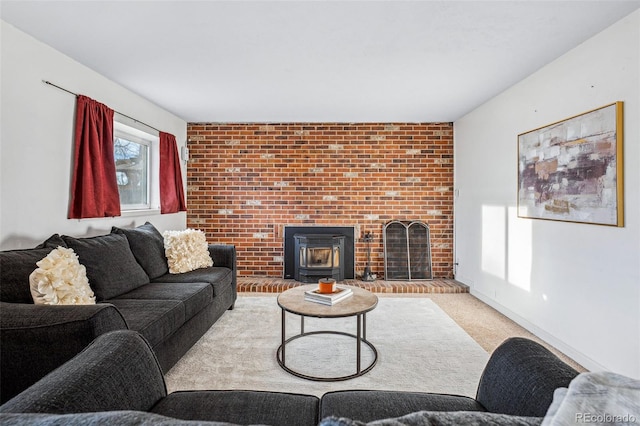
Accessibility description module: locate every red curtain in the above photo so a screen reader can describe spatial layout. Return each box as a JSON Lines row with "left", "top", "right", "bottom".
{"left": 159, "top": 132, "right": 187, "bottom": 214}
{"left": 68, "top": 95, "right": 121, "bottom": 219}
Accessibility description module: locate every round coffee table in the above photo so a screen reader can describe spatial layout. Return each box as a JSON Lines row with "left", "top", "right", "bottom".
{"left": 276, "top": 284, "right": 378, "bottom": 381}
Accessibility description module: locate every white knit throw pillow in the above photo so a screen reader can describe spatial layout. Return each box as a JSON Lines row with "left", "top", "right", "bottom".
{"left": 29, "top": 246, "right": 96, "bottom": 305}
{"left": 163, "top": 229, "right": 213, "bottom": 274}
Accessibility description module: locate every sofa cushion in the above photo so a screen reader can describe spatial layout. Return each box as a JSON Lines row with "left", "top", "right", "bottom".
{"left": 0, "top": 247, "right": 58, "bottom": 304}
{"left": 320, "top": 390, "right": 485, "bottom": 423}
{"left": 153, "top": 267, "right": 233, "bottom": 297}
{"left": 105, "top": 299, "right": 185, "bottom": 347}
{"left": 62, "top": 233, "right": 149, "bottom": 301}
{"left": 29, "top": 247, "right": 95, "bottom": 305}
{"left": 112, "top": 222, "right": 168, "bottom": 280}
{"left": 112, "top": 282, "right": 212, "bottom": 321}
{"left": 152, "top": 390, "right": 320, "bottom": 426}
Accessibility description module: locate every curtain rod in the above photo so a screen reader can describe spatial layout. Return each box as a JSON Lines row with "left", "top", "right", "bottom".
{"left": 42, "top": 80, "right": 161, "bottom": 133}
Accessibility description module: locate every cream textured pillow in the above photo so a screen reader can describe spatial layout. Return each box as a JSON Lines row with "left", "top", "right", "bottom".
{"left": 163, "top": 229, "right": 213, "bottom": 274}
{"left": 29, "top": 246, "right": 96, "bottom": 305}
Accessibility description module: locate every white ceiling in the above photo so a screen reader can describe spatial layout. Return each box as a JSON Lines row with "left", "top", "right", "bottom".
{"left": 2, "top": 1, "right": 639, "bottom": 123}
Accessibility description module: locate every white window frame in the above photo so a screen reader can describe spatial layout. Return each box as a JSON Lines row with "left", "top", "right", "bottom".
{"left": 113, "top": 119, "right": 160, "bottom": 215}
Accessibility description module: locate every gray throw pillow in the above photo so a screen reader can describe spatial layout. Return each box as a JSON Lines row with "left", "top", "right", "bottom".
{"left": 112, "top": 222, "right": 168, "bottom": 279}
{"left": 0, "top": 235, "right": 67, "bottom": 303}
{"left": 34, "top": 234, "right": 67, "bottom": 249}
{"left": 62, "top": 233, "right": 150, "bottom": 301}
{"left": 0, "top": 247, "right": 55, "bottom": 303}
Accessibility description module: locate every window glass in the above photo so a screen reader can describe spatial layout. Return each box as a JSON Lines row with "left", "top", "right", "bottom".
{"left": 114, "top": 133, "right": 150, "bottom": 209}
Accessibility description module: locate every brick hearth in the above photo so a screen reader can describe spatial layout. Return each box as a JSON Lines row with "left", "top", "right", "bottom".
{"left": 238, "top": 277, "right": 468, "bottom": 294}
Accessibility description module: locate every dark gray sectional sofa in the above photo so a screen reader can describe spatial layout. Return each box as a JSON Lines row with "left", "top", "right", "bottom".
{"left": 0, "top": 222, "right": 237, "bottom": 404}
{"left": 0, "top": 329, "right": 579, "bottom": 425}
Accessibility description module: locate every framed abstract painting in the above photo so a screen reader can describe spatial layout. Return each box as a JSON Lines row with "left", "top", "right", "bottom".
{"left": 517, "top": 102, "right": 623, "bottom": 226}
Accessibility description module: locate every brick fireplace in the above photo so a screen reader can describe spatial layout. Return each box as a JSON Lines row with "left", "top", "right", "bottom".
{"left": 186, "top": 123, "right": 453, "bottom": 279}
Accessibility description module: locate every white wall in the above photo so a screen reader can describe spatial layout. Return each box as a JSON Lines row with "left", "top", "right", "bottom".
{"left": 0, "top": 20, "right": 188, "bottom": 249}
{"left": 454, "top": 10, "right": 639, "bottom": 378}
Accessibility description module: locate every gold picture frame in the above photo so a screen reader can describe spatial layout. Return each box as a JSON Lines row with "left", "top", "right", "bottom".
{"left": 517, "top": 102, "right": 624, "bottom": 226}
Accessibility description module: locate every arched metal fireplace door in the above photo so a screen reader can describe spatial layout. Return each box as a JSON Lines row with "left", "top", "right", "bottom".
{"left": 383, "top": 220, "right": 433, "bottom": 280}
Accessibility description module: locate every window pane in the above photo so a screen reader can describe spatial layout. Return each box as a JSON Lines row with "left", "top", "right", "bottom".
{"left": 114, "top": 137, "right": 148, "bottom": 207}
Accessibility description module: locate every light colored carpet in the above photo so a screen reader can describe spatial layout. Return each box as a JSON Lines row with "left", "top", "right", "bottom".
{"left": 426, "top": 293, "right": 587, "bottom": 372}
{"left": 165, "top": 295, "right": 490, "bottom": 397}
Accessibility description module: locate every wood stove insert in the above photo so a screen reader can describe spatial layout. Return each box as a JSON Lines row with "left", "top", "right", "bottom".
{"left": 283, "top": 226, "right": 355, "bottom": 281}
{"left": 294, "top": 234, "right": 345, "bottom": 283}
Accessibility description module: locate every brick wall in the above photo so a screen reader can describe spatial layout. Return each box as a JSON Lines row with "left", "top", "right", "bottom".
{"left": 186, "top": 123, "right": 454, "bottom": 279}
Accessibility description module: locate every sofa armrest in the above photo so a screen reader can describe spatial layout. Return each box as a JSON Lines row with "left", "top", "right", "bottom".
{"left": 208, "top": 244, "right": 237, "bottom": 304}
{"left": 208, "top": 244, "right": 236, "bottom": 271}
{"left": 0, "top": 302, "right": 128, "bottom": 403}
{"left": 0, "top": 330, "right": 167, "bottom": 414}
{"left": 476, "top": 337, "right": 579, "bottom": 417}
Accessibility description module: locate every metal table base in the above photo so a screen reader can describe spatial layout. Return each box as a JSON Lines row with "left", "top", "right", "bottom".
{"left": 276, "top": 309, "right": 378, "bottom": 382}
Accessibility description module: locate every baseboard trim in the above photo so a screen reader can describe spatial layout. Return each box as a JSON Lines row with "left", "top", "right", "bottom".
{"left": 470, "top": 289, "right": 606, "bottom": 373}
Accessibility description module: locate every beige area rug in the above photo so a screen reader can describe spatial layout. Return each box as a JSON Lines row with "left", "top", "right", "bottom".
{"left": 165, "top": 296, "right": 490, "bottom": 398}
